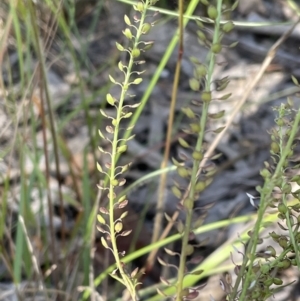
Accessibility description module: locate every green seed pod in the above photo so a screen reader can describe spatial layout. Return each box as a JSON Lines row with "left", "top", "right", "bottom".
{"left": 201, "top": 91, "right": 212, "bottom": 103}
{"left": 200, "top": 0, "right": 209, "bottom": 5}
{"left": 184, "top": 197, "right": 193, "bottom": 210}
{"left": 266, "top": 245, "right": 276, "bottom": 257}
{"left": 132, "top": 48, "right": 141, "bottom": 58}
{"left": 142, "top": 23, "right": 151, "bottom": 34}
{"left": 270, "top": 141, "right": 280, "bottom": 154}
{"left": 195, "top": 67, "right": 207, "bottom": 80}
{"left": 260, "top": 168, "right": 271, "bottom": 178}
{"left": 261, "top": 264, "right": 270, "bottom": 274}
{"left": 123, "top": 28, "right": 133, "bottom": 40}
{"left": 192, "top": 151, "right": 203, "bottom": 161}
{"left": 178, "top": 137, "right": 190, "bottom": 148}
{"left": 114, "top": 221, "right": 123, "bottom": 233}
{"left": 135, "top": 1, "right": 144, "bottom": 12}
{"left": 111, "top": 179, "right": 119, "bottom": 186}
{"left": 278, "top": 236, "right": 288, "bottom": 249}
{"left": 190, "top": 123, "right": 201, "bottom": 133}
{"left": 273, "top": 278, "right": 283, "bottom": 285}
{"left": 264, "top": 278, "right": 273, "bottom": 286}
{"left": 177, "top": 166, "right": 189, "bottom": 178}
{"left": 276, "top": 118, "right": 285, "bottom": 126}
{"left": 211, "top": 43, "right": 222, "bottom": 53}
{"left": 207, "top": 5, "right": 218, "bottom": 20}
{"left": 195, "top": 181, "right": 206, "bottom": 192}
{"left": 278, "top": 203, "right": 287, "bottom": 214}
{"left": 282, "top": 183, "right": 291, "bottom": 194}
{"left": 197, "top": 30, "right": 207, "bottom": 42}
{"left": 172, "top": 185, "right": 182, "bottom": 199}
{"left": 189, "top": 78, "right": 200, "bottom": 91}
{"left": 281, "top": 259, "right": 291, "bottom": 269}
{"left": 291, "top": 258, "right": 297, "bottom": 266}
{"left": 182, "top": 107, "right": 195, "bottom": 119}
{"left": 222, "top": 21, "right": 235, "bottom": 33}
{"left": 185, "top": 244, "right": 194, "bottom": 256}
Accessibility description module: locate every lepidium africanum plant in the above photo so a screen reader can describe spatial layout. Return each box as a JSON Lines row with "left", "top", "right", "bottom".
{"left": 226, "top": 100, "right": 300, "bottom": 301}
{"left": 156, "top": 0, "right": 237, "bottom": 300}
{"left": 96, "top": 1, "right": 156, "bottom": 300}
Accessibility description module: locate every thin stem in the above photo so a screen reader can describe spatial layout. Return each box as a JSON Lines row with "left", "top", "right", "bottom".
{"left": 151, "top": 0, "right": 184, "bottom": 255}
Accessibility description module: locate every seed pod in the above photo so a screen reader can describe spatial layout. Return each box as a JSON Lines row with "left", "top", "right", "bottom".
{"left": 177, "top": 166, "right": 189, "bottom": 178}
{"left": 142, "top": 23, "right": 151, "bottom": 34}
{"left": 211, "top": 43, "right": 222, "bottom": 53}
{"left": 270, "top": 142, "right": 280, "bottom": 153}
{"left": 273, "top": 278, "right": 283, "bottom": 285}
{"left": 278, "top": 203, "right": 287, "bottom": 214}
{"left": 132, "top": 48, "right": 141, "bottom": 58}
{"left": 184, "top": 198, "right": 194, "bottom": 210}
{"left": 201, "top": 91, "right": 212, "bottom": 103}
{"left": 207, "top": 5, "right": 218, "bottom": 19}
{"left": 222, "top": 21, "right": 235, "bottom": 33}
{"left": 192, "top": 151, "right": 203, "bottom": 161}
